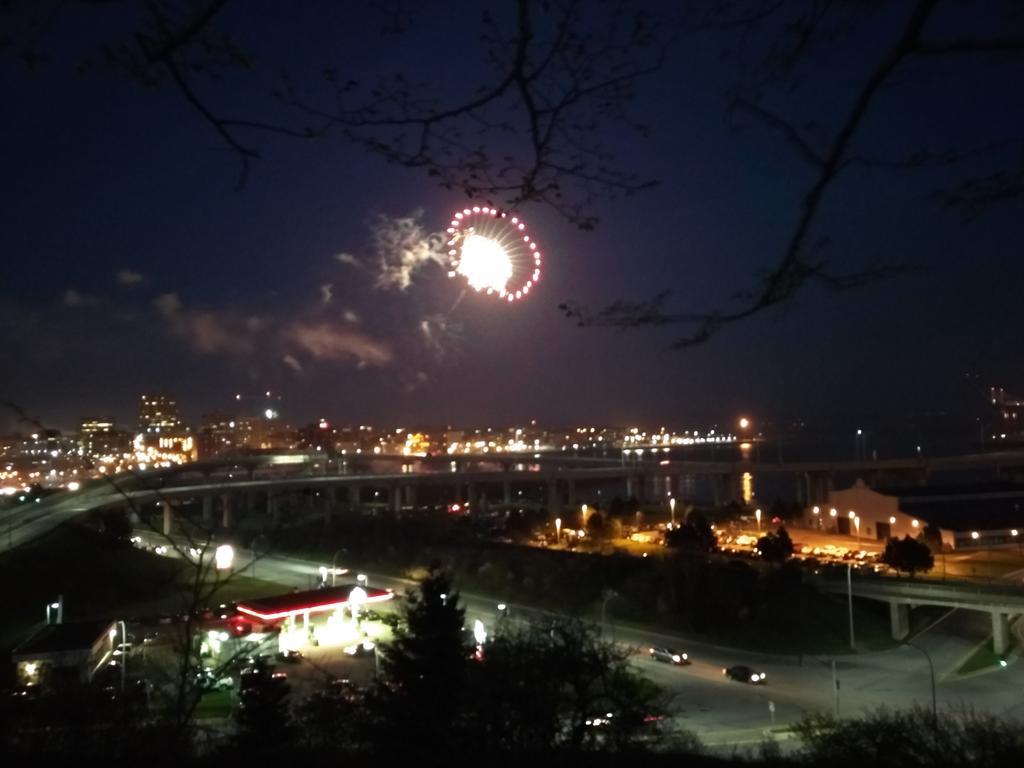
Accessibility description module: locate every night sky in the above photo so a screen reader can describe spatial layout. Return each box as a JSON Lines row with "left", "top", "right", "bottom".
{"left": 2, "top": 1, "right": 1022, "bottom": 450}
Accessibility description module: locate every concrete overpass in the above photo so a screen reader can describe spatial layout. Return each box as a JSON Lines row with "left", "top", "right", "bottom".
{"left": 7, "top": 446, "right": 1024, "bottom": 552}
{"left": 817, "top": 575, "right": 1024, "bottom": 654}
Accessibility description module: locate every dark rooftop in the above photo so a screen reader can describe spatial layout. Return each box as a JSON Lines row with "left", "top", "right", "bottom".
{"left": 13, "top": 620, "right": 114, "bottom": 656}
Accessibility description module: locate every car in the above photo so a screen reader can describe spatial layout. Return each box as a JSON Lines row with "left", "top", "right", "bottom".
{"left": 723, "top": 665, "right": 766, "bottom": 684}
{"left": 276, "top": 650, "right": 303, "bottom": 664}
{"left": 649, "top": 646, "right": 689, "bottom": 665}
{"left": 343, "top": 639, "right": 376, "bottom": 657}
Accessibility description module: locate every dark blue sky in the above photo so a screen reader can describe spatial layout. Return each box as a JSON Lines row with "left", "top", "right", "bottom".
{"left": 2, "top": 1, "right": 1022, "bottom": 450}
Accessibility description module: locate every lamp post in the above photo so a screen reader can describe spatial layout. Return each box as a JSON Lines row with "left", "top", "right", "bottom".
{"left": 601, "top": 589, "right": 618, "bottom": 637}
{"left": 846, "top": 563, "right": 856, "bottom": 651}
{"left": 905, "top": 641, "right": 937, "bottom": 727}
{"left": 118, "top": 619, "right": 127, "bottom": 693}
{"left": 555, "top": 517, "right": 561, "bottom": 545}
{"left": 755, "top": 508, "right": 762, "bottom": 532}
{"left": 669, "top": 497, "right": 677, "bottom": 528}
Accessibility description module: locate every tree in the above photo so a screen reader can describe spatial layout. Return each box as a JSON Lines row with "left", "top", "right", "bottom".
{"left": 585, "top": 509, "right": 607, "bottom": 540}
{"left": 918, "top": 523, "right": 945, "bottom": 554}
{"left": 665, "top": 510, "right": 717, "bottom": 553}
{"left": 233, "top": 665, "right": 294, "bottom": 755}
{"left": 795, "top": 706, "right": 1024, "bottom": 768}
{"left": 882, "top": 535, "right": 935, "bottom": 576}
{"left": 370, "top": 566, "right": 471, "bottom": 757}
{"left": 467, "top": 618, "right": 674, "bottom": 754}
{"left": 561, "top": 1, "right": 1024, "bottom": 345}
{"left": 756, "top": 526, "right": 794, "bottom": 564}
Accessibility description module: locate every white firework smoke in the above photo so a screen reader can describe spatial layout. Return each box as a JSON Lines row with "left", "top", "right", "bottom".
{"left": 370, "top": 210, "right": 446, "bottom": 291}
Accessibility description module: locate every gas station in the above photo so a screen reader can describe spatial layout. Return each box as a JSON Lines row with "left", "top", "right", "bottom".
{"left": 235, "top": 584, "right": 395, "bottom": 653}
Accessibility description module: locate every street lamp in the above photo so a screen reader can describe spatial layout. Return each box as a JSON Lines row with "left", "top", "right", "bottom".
{"left": 755, "top": 508, "right": 762, "bottom": 532}
{"left": 669, "top": 497, "right": 677, "bottom": 528}
{"left": 601, "top": 589, "right": 618, "bottom": 637}
{"left": 214, "top": 544, "right": 234, "bottom": 571}
{"left": 854, "top": 515, "right": 861, "bottom": 546}
{"left": 356, "top": 573, "right": 368, "bottom": 588}
{"left": 117, "top": 619, "right": 127, "bottom": 693}
{"left": 847, "top": 563, "right": 856, "bottom": 651}
{"left": 45, "top": 596, "right": 63, "bottom": 625}
{"left": 739, "top": 417, "right": 750, "bottom": 431}
{"left": 555, "top": 517, "right": 561, "bottom": 544}
{"left": 905, "top": 641, "right": 937, "bottom": 727}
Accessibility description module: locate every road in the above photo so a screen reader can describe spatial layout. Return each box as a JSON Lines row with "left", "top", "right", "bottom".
{"left": 142, "top": 536, "right": 1021, "bottom": 750}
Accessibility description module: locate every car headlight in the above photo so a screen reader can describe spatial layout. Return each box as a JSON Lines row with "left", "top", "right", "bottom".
{"left": 681, "top": 653, "right": 688, "bottom": 660}
{"left": 672, "top": 655, "right": 681, "bottom": 663}
{"left": 750, "top": 674, "right": 759, "bottom": 682}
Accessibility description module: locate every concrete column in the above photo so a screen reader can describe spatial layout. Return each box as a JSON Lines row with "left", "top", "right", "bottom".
{"left": 404, "top": 484, "right": 416, "bottom": 508}
{"left": 467, "top": 482, "right": 478, "bottom": 511}
{"left": 202, "top": 495, "right": 213, "bottom": 526}
{"left": 626, "top": 476, "right": 636, "bottom": 500}
{"left": 566, "top": 478, "right": 576, "bottom": 509}
{"left": 324, "top": 487, "right": 336, "bottom": 525}
{"left": 993, "top": 612, "right": 1010, "bottom": 655}
{"left": 547, "top": 478, "right": 559, "bottom": 516}
{"left": 391, "top": 485, "right": 402, "bottom": 513}
{"left": 161, "top": 501, "right": 173, "bottom": 536}
{"left": 502, "top": 479, "right": 512, "bottom": 505}
{"left": 221, "top": 494, "right": 233, "bottom": 529}
{"left": 267, "top": 493, "right": 280, "bottom": 527}
{"left": 889, "top": 602, "right": 910, "bottom": 641}
{"left": 348, "top": 484, "right": 361, "bottom": 513}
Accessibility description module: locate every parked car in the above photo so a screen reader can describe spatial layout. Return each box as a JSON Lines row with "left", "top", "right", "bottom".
{"left": 276, "top": 650, "right": 303, "bottom": 664}
{"left": 649, "top": 646, "right": 689, "bottom": 665}
{"left": 723, "top": 665, "right": 766, "bottom": 684}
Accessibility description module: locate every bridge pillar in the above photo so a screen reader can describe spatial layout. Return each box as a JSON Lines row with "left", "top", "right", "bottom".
{"left": 221, "top": 495, "right": 233, "bottom": 529}
{"left": 993, "top": 612, "right": 1010, "bottom": 655}
{"left": 267, "top": 493, "right": 280, "bottom": 527}
{"left": 889, "top": 602, "right": 910, "bottom": 641}
{"left": 502, "top": 479, "right": 512, "bottom": 505}
{"left": 201, "top": 495, "right": 213, "bottom": 526}
{"left": 566, "top": 478, "right": 576, "bottom": 510}
{"left": 390, "top": 485, "right": 401, "bottom": 513}
{"left": 467, "top": 483, "right": 478, "bottom": 511}
{"left": 161, "top": 501, "right": 174, "bottom": 536}
{"left": 348, "top": 484, "right": 361, "bottom": 513}
{"left": 547, "top": 479, "right": 559, "bottom": 517}
{"left": 625, "top": 475, "right": 636, "bottom": 500}
{"left": 324, "top": 487, "right": 336, "bottom": 525}
{"left": 403, "top": 484, "right": 416, "bottom": 508}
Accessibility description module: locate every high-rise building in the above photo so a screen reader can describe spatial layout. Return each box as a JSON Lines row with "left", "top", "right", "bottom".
{"left": 78, "top": 417, "right": 131, "bottom": 461}
{"left": 990, "top": 387, "right": 1024, "bottom": 442}
{"left": 138, "top": 394, "right": 183, "bottom": 435}
{"left": 135, "top": 394, "right": 194, "bottom": 466}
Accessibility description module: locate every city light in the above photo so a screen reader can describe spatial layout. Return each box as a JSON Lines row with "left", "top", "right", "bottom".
{"left": 214, "top": 545, "right": 234, "bottom": 570}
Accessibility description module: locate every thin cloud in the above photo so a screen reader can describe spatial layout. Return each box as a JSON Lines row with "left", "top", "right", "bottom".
{"left": 334, "top": 252, "right": 363, "bottom": 268}
{"left": 62, "top": 289, "right": 100, "bottom": 308}
{"left": 320, "top": 283, "right": 334, "bottom": 306}
{"left": 282, "top": 354, "right": 303, "bottom": 373}
{"left": 116, "top": 268, "right": 144, "bottom": 286}
{"left": 285, "top": 321, "right": 392, "bottom": 367}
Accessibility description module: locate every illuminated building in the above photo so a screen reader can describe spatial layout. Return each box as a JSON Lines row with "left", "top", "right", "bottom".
{"left": 78, "top": 417, "right": 131, "bottom": 462}
{"left": 134, "top": 394, "right": 195, "bottom": 467}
